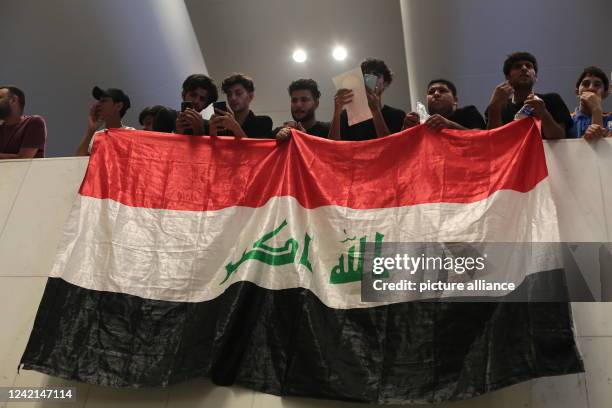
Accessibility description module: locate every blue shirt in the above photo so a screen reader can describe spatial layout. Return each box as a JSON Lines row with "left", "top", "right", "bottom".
{"left": 569, "top": 109, "right": 612, "bottom": 138}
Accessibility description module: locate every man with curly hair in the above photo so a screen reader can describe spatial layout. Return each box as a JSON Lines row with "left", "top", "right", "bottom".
{"left": 329, "top": 57, "right": 405, "bottom": 141}
{"left": 275, "top": 78, "right": 330, "bottom": 142}
{"left": 175, "top": 74, "right": 218, "bottom": 136}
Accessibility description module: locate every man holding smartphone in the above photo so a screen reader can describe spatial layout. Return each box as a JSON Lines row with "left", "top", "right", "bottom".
{"left": 329, "top": 58, "right": 405, "bottom": 141}
{"left": 75, "top": 86, "right": 133, "bottom": 156}
{"left": 210, "top": 73, "right": 272, "bottom": 139}
{"left": 176, "top": 74, "right": 218, "bottom": 136}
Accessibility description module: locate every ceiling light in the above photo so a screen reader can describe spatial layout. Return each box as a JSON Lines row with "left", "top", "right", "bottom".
{"left": 292, "top": 49, "right": 307, "bottom": 63}
{"left": 332, "top": 46, "right": 347, "bottom": 61}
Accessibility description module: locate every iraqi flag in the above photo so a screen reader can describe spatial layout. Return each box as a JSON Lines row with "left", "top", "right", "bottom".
{"left": 20, "top": 120, "right": 582, "bottom": 404}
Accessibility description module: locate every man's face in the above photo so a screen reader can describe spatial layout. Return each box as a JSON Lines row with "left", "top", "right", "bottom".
{"left": 225, "top": 84, "right": 253, "bottom": 113}
{"left": 290, "top": 89, "right": 318, "bottom": 122}
{"left": 427, "top": 83, "right": 457, "bottom": 116}
{"left": 577, "top": 74, "right": 607, "bottom": 100}
{"left": 506, "top": 60, "right": 537, "bottom": 91}
{"left": 182, "top": 87, "right": 210, "bottom": 112}
{"left": 142, "top": 114, "right": 155, "bottom": 131}
{"left": 0, "top": 88, "right": 15, "bottom": 119}
{"left": 96, "top": 97, "right": 122, "bottom": 121}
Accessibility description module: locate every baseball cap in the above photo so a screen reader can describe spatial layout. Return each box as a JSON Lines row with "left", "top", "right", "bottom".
{"left": 92, "top": 86, "right": 131, "bottom": 117}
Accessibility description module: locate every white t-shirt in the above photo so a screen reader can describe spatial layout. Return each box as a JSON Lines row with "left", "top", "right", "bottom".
{"left": 88, "top": 126, "right": 135, "bottom": 154}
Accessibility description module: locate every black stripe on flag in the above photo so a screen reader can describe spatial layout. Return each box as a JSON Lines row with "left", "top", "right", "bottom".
{"left": 20, "top": 278, "right": 583, "bottom": 404}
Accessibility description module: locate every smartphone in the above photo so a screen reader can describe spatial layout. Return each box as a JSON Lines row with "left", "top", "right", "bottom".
{"left": 213, "top": 101, "right": 228, "bottom": 113}
{"left": 364, "top": 74, "right": 378, "bottom": 91}
{"left": 181, "top": 101, "right": 193, "bottom": 112}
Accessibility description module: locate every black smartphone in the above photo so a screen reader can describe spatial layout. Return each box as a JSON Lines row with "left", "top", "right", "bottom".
{"left": 213, "top": 101, "right": 227, "bottom": 113}
{"left": 181, "top": 101, "right": 193, "bottom": 112}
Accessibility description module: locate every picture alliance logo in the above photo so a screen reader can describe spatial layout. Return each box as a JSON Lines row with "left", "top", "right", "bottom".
{"left": 372, "top": 253, "right": 487, "bottom": 275}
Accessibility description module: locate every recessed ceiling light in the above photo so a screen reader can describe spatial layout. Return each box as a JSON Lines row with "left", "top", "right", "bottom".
{"left": 332, "top": 46, "right": 347, "bottom": 61}
{"left": 292, "top": 49, "right": 307, "bottom": 63}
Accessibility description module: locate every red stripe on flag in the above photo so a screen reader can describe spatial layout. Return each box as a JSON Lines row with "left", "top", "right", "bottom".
{"left": 79, "top": 118, "right": 546, "bottom": 211}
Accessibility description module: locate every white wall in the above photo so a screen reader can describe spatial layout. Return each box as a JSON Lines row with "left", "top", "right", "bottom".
{"left": 185, "top": 0, "right": 411, "bottom": 128}
{"left": 1, "top": 0, "right": 208, "bottom": 157}
{"left": 401, "top": 0, "right": 612, "bottom": 115}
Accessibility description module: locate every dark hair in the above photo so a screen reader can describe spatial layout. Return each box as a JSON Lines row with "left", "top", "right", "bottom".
{"left": 153, "top": 107, "right": 178, "bottom": 133}
{"left": 138, "top": 105, "right": 164, "bottom": 125}
{"left": 360, "top": 58, "right": 393, "bottom": 85}
{"left": 288, "top": 78, "right": 321, "bottom": 99}
{"left": 427, "top": 79, "right": 457, "bottom": 98}
{"left": 503, "top": 52, "right": 538, "bottom": 76}
{"left": 576, "top": 66, "right": 609, "bottom": 93}
{"left": 181, "top": 74, "right": 218, "bottom": 105}
{"left": 0, "top": 85, "right": 25, "bottom": 112}
{"left": 118, "top": 103, "right": 129, "bottom": 118}
{"left": 221, "top": 73, "right": 255, "bottom": 94}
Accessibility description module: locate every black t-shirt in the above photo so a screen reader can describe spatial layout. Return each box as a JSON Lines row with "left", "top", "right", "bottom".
{"left": 340, "top": 105, "right": 405, "bottom": 141}
{"left": 448, "top": 105, "right": 485, "bottom": 130}
{"left": 240, "top": 110, "right": 273, "bottom": 139}
{"left": 305, "top": 121, "right": 330, "bottom": 138}
{"left": 485, "top": 93, "right": 573, "bottom": 136}
{"left": 272, "top": 121, "right": 331, "bottom": 139}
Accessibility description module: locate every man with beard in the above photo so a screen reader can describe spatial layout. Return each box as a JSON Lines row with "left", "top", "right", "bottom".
{"left": 210, "top": 73, "right": 272, "bottom": 138}
{"left": 0, "top": 86, "right": 47, "bottom": 159}
{"left": 485, "top": 51, "right": 572, "bottom": 139}
{"left": 275, "top": 79, "right": 330, "bottom": 142}
{"left": 402, "top": 79, "right": 485, "bottom": 131}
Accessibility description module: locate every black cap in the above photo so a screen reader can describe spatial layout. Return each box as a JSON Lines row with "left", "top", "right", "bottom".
{"left": 92, "top": 86, "right": 131, "bottom": 117}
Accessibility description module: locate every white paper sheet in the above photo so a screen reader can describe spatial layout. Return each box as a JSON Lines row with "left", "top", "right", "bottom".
{"left": 332, "top": 67, "right": 372, "bottom": 126}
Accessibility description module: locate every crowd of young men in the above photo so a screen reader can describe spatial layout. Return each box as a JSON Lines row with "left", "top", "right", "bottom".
{"left": 1, "top": 52, "right": 610, "bottom": 159}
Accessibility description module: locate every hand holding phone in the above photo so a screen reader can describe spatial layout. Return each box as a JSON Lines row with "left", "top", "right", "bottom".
{"left": 364, "top": 74, "right": 378, "bottom": 91}
{"left": 181, "top": 101, "right": 193, "bottom": 112}
{"left": 179, "top": 101, "right": 195, "bottom": 134}
{"left": 213, "top": 101, "right": 228, "bottom": 114}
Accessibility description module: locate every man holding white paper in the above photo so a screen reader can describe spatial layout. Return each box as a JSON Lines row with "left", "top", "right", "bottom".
{"left": 329, "top": 58, "right": 405, "bottom": 141}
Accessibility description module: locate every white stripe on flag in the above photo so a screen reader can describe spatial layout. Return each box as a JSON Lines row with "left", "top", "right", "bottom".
{"left": 52, "top": 180, "right": 561, "bottom": 308}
